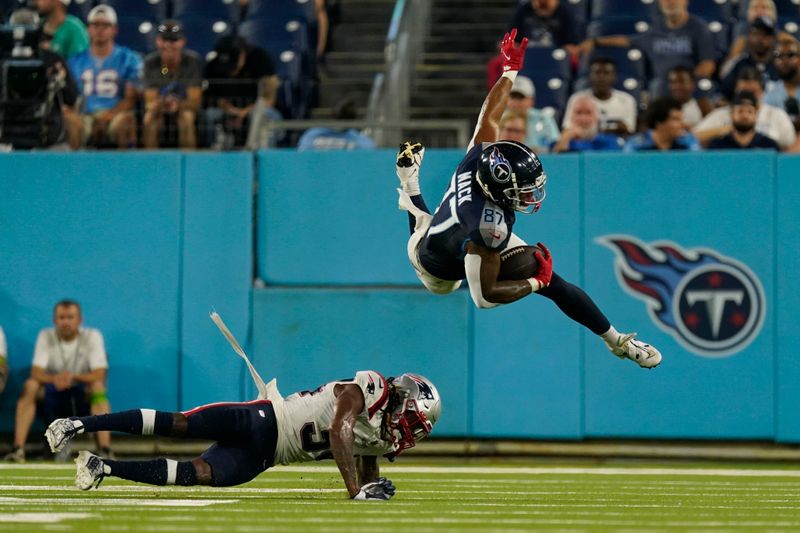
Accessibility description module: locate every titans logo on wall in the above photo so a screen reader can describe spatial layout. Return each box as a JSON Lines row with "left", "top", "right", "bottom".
{"left": 597, "top": 235, "right": 766, "bottom": 357}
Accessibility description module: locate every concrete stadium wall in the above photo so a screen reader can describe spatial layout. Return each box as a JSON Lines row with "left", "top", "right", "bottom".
{"left": 1, "top": 150, "right": 798, "bottom": 443}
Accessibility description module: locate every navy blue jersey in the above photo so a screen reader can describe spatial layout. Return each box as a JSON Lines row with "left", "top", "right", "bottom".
{"left": 419, "top": 144, "right": 516, "bottom": 281}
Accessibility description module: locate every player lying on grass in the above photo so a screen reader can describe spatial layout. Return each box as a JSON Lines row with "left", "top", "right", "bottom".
{"left": 396, "top": 29, "right": 661, "bottom": 368}
{"left": 45, "top": 371, "right": 440, "bottom": 500}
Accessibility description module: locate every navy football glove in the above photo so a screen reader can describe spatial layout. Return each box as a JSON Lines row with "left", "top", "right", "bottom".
{"left": 353, "top": 477, "right": 396, "bottom": 501}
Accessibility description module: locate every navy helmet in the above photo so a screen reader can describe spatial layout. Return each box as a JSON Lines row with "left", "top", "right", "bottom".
{"left": 476, "top": 141, "right": 547, "bottom": 213}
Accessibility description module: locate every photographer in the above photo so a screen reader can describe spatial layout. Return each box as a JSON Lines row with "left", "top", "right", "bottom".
{"left": 0, "top": 8, "right": 77, "bottom": 150}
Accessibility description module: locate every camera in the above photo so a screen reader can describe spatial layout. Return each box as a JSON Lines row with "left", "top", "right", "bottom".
{"left": 0, "top": 23, "right": 63, "bottom": 149}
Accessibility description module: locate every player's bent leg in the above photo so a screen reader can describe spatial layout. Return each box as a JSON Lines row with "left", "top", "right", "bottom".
{"left": 75, "top": 450, "right": 202, "bottom": 490}
{"left": 536, "top": 273, "right": 662, "bottom": 368}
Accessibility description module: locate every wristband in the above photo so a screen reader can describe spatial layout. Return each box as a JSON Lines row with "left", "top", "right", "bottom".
{"left": 527, "top": 278, "right": 542, "bottom": 292}
{"left": 501, "top": 70, "right": 518, "bottom": 83}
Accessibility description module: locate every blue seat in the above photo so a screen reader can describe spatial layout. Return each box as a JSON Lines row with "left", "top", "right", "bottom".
{"left": 590, "top": 0, "right": 657, "bottom": 22}
{"left": 67, "top": 0, "right": 95, "bottom": 21}
{"left": 238, "top": 17, "right": 310, "bottom": 57}
{"left": 518, "top": 47, "right": 571, "bottom": 120}
{"left": 587, "top": 17, "right": 653, "bottom": 38}
{"left": 176, "top": 15, "right": 234, "bottom": 57}
{"left": 245, "top": 0, "right": 315, "bottom": 24}
{"left": 690, "top": 0, "right": 734, "bottom": 22}
{"left": 520, "top": 47, "right": 571, "bottom": 82}
{"left": 562, "top": 0, "right": 588, "bottom": 28}
{"left": 172, "top": 0, "right": 241, "bottom": 24}
{"left": 115, "top": 16, "right": 156, "bottom": 54}
{"left": 94, "top": 0, "right": 167, "bottom": 21}
{"left": 779, "top": 16, "right": 800, "bottom": 39}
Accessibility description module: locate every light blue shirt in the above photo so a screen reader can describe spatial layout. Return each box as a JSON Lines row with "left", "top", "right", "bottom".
{"left": 524, "top": 108, "right": 560, "bottom": 152}
{"left": 68, "top": 45, "right": 142, "bottom": 114}
{"left": 763, "top": 81, "right": 800, "bottom": 109}
{"left": 297, "top": 128, "right": 376, "bottom": 151}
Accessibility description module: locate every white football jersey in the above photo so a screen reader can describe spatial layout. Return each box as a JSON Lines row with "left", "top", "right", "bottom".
{"left": 272, "top": 370, "right": 394, "bottom": 465}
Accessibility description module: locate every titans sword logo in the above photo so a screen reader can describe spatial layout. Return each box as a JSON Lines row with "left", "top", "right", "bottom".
{"left": 597, "top": 235, "right": 766, "bottom": 357}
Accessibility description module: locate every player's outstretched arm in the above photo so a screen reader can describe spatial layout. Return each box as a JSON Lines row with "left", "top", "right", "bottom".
{"left": 464, "top": 242, "right": 553, "bottom": 308}
{"left": 330, "top": 383, "right": 365, "bottom": 498}
{"left": 469, "top": 29, "right": 528, "bottom": 150}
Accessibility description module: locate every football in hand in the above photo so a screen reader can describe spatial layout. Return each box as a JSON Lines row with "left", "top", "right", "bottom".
{"left": 498, "top": 245, "right": 542, "bottom": 281}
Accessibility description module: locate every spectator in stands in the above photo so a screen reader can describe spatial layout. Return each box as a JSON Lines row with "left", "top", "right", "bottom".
{"left": 562, "top": 57, "right": 637, "bottom": 136}
{"left": 707, "top": 90, "right": 779, "bottom": 150}
{"left": 35, "top": 0, "right": 88, "bottom": 59}
{"left": 498, "top": 110, "right": 528, "bottom": 143}
{"left": 0, "top": 325, "right": 7, "bottom": 395}
{"left": 4, "top": 300, "right": 111, "bottom": 463}
{"left": 486, "top": 38, "right": 504, "bottom": 90}
{"left": 624, "top": 97, "right": 700, "bottom": 152}
{"left": 693, "top": 67, "right": 798, "bottom": 151}
{"left": 0, "top": 8, "right": 78, "bottom": 150}
{"left": 719, "top": 16, "right": 778, "bottom": 99}
{"left": 582, "top": 0, "right": 716, "bottom": 97}
{"left": 203, "top": 36, "right": 278, "bottom": 148}
{"left": 552, "top": 95, "right": 624, "bottom": 153}
{"left": 142, "top": 20, "right": 203, "bottom": 149}
{"left": 246, "top": 76, "right": 285, "bottom": 149}
{"left": 297, "top": 97, "right": 375, "bottom": 151}
{"left": 764, "top": 39, "right": 800, "bottom": 132}
{"left": 507, "top": 0, "right": 582, "bottom": 55}
{"left": 507, "top": 75, "right": 559, "bottom": 153}
{"left": 65, "top": 5, "right": 141, "bottom": 149}
{"left": 668, "top": 66, "right": 704, "bottom": 128}
{"left": 725, "top": 0, "right": 790, "bottom": 65}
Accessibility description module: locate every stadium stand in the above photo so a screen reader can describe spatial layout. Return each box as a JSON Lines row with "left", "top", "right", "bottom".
{"left": 590, "top": 0, "right": 657, "bottom": 22}
{"left": 172, "top": 0, "right": 241, "bottom": 23}
{"left": 175, "top": 15, "right": 232, "bottom": 57}
{"left": 586, "top": 17, "right": 652, "bottom": 38}
{"left": 94, "top": 0, "right": 167, "bottom": 21}
{"left": 519, "top": 46, "right": 572, "bottom": 120}
{"left": 67, "top": 0, "right": 95, "bottom": 21}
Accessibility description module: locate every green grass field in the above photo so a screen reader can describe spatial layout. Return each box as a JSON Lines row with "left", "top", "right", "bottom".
{"left": 3, "top": 461, "right": 800, "bottom": 531}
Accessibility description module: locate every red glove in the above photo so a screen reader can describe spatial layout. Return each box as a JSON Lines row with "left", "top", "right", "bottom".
{"left": 533, "top": 242, "right": 553, "bottom": 288}
{"left": 501, "top": 29, "right": 528, "bottom": 73}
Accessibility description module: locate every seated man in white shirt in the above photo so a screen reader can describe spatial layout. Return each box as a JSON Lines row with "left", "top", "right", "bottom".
{"left": 693, "top": 66, "right": 799, "bottom": 152}
{"left": 4, "top": 300, "right": 111, "bottom": 462}
{"left": 562, "top": 56, "right": 638, "bottom": 136}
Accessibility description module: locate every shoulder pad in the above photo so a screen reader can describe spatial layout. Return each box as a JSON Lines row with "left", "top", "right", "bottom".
{"left": 354, "top": 371, "right": 389, "bottom": 419}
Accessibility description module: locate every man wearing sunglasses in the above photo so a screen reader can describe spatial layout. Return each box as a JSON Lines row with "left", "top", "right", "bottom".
{"left": 763, "top": 39, "right": 800, "bottom": 132}
{"left": 142, "top": 21, "right": 203, "bottom": 149}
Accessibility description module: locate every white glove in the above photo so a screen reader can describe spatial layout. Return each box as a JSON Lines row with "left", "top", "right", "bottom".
{"left": 396, "top": 141, "right": 425, "bottom": 184}
{"left": 352, "top": 477, "right": 396, "bottom": 501}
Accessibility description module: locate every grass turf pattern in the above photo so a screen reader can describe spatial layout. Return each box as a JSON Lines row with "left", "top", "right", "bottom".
{"left": 2, "top": 461, "right": 800, "bottom": 531}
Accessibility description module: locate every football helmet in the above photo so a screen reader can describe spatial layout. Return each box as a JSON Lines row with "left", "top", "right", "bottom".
{"left": 476, "top": 141, "right": 547, "bottom": 213}
{"left": 382, "top": 373, "right": 441, "bottom": 460}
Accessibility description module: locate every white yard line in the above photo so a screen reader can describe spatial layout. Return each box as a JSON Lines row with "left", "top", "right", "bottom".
{"left": 0, "top": 497, "right": 238, "bottom": 507}
{"left": 0, "top": 512, "right": 96, "bottom": 523}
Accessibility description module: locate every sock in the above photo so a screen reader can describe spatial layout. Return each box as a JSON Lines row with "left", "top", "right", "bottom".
{"left": 104, "top": 458, "right": 197, "bottom": 486}
{"left": 403, "top": 178, "right": 421, "bottom": 197}
{"left": 600, "top": 325, "right": 622, "bottom": 345}
{"left": 407, "top": 195, "right": 430, "bottom": 234}
{"left": 536, "top": 273, "right": 612, "bottom": 335}
{"left": 75, "top": 409, "right": 174, "bottom": 436}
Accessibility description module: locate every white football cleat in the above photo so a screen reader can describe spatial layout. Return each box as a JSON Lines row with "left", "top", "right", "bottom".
{"left": 75, "top": 451, "right": 107, "bottom": 490}
{"left": 607, "top": 333, "right": 662, "bottom": 369}
{"left": 46, "top": 418, "right": 84, "bottom": 453}
{"left": 396, "top": 141, "right": 425, "bottom": 192}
